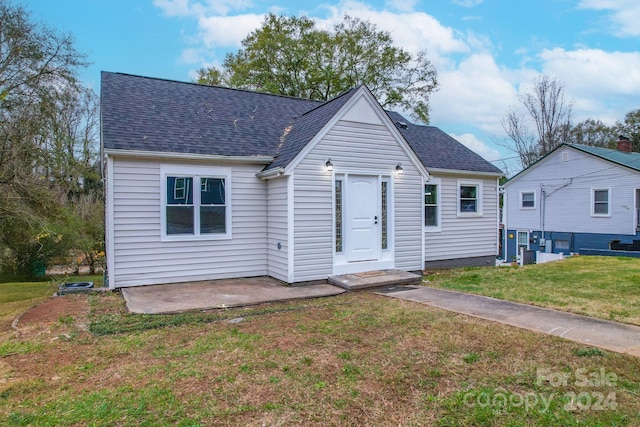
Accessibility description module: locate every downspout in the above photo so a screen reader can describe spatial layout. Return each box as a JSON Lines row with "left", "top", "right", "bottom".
{"left": 502, "top": 186, "right": 507, "bottom": 261}
{"left": 540, "top": 184, "right": 546, "bottom": 250}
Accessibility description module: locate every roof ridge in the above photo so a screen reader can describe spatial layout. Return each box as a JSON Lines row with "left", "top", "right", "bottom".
{"left": 102, "top": 71, "right": 324, "bottom": 104}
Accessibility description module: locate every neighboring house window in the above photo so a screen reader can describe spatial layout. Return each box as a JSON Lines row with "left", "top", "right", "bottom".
{"left": 424, "top": 183, "right": 438, "bottom": 226}
{"left": 162, "top": 166, "right": 231, "bottom": 240}
{"left": 520, "top": 191, "right": 535, "bottom": 209}
{"left": 554, "top": 239, "right": 570, "bottom": 251}
{"left": 335, "top": 179, "right": 343, "bottom": 253}
{"left": 591, "top": 188, "right": 610, "bottom": 216}
{"left": 458, "top": 180, "right": 483, "bottom": 215}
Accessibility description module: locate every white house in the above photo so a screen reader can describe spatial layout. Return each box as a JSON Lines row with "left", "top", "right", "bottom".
{"left": 502, "top": 140, "right": 640, "bottom": 260}
{"left": 101, "top": 72, "right": 503, "bottom": 289}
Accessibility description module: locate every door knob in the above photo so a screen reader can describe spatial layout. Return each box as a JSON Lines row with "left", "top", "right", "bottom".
{"left": 374, "top": 215, "right": 378, "bottom": 224}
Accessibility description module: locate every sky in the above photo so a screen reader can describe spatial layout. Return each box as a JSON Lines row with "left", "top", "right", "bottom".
{"left": 26, "top": 0, "right": 640, "bottom": 174}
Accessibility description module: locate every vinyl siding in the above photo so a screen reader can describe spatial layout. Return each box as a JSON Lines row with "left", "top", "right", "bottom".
{"left": 110, "top": 157, "right": 269, "bottom": 287}
{"left": 505, "top": 147, "right": 639, "bottom": 235}
{"left": 424, "top": 174, "right": 498, "bottom": 261}
{"left": 267, "top": 176, "right": 290, "bottom": 282}
{"left": 293, "top": 120, "right": 423, "bottom": 282}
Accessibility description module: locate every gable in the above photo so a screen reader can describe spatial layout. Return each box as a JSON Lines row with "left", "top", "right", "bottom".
{"left": 341, "top": 96, "right": 383, "bottom": 125}
{"left": 275, "top": 86, "right": 430, "bottom": 178}
{"left": 504, "top": 144, "right": 640, "bottom": 188}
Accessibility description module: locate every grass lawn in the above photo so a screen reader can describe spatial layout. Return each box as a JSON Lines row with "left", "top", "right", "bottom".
{"left": 1, "top": 259, "right": 640, "bottom": 425}
{"left": 425, "top": 256, "right": 640, "bottom": 325}
{"left": 0, "top": 274, "right": 103, "bottom": 331}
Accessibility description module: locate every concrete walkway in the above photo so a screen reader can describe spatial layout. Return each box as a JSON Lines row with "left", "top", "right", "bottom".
{"left": 377, "top": 286, "right": 640, "bottom": 357}
{"left": 121, "top": 277, "right": 345, "bottom": 314}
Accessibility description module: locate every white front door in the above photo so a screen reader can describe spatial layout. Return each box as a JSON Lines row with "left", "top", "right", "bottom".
{"left": 346, "top": 175, "right": 379, "bottom": 262}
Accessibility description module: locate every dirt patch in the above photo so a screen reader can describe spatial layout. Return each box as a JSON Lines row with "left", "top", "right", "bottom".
{"left": 16, "top": 295, "right": 90, "bottom": 329}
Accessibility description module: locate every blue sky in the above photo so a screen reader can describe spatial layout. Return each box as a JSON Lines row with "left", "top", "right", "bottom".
{"left": 27, "top": 0, "right": 640, "bottom": 174}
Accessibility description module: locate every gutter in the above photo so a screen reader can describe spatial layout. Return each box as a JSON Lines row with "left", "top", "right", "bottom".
{"left": 103, "top": 148, "right": 274, "bottom": 164}
{"left": 427, "top": 167, "right": 504, "bottom": 177}
{"left": 256, "top": 167, "right": 286, "bottom": 179}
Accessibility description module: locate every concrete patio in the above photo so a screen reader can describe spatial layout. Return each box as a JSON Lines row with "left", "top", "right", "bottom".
{"left": 120, "top": 276, "right": 345, "bottom": 314}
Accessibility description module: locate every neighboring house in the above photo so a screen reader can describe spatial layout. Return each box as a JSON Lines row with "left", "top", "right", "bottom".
{"left": 502, "top": 139, "right": 640, "bottom": 260}
{"left": 101, "top": 72, "right": 503, "bottom": 289}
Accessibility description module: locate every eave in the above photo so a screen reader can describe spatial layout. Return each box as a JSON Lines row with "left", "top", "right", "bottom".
{"left": 103, "top": 148, "right": 274, "bottom": 164}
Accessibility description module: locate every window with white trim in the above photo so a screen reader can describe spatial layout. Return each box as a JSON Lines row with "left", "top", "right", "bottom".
{"left": 520, "top": 191, "right": 535, "bottom": 209}
{"left": 424, "top": 183, "right": 439, "bottom": 226}
{"left": 162, "top": 166, "right": 231, "bottom": 239}
{"left": 457, "top": 180, "right": 483, "bottom": 216}
{"left": 591, "top": 188, "right": 610, "bottom": 216}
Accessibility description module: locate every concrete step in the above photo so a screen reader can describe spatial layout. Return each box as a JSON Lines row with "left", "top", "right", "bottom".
{"left": 329, "top": 269, "right": 421, "bottom": 290}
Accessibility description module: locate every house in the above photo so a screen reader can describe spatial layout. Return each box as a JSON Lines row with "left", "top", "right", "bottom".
{"left": 101, "top": 72, "right": 503, "bottom": 289}
{"left": 502, "top": 139, "right": 640, "bottom": 260}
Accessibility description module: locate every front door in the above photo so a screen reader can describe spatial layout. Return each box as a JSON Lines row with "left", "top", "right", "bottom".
{"left": 346, "top": 175, "right": 379, "bottom": 262}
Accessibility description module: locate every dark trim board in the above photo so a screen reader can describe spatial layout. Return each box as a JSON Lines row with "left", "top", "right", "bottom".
{"left": 424, "top": 255, "right": 496, "bottom": 270}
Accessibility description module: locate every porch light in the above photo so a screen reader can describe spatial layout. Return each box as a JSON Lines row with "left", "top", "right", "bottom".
{"left": 395, "top": 163, "right": 403, "bottom": 175}
{"left": 325, "top": 159, "right": 333, "bottom": 171}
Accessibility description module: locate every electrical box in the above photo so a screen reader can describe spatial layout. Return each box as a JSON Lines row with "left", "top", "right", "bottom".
{"left": 539, "top": 238, "right": 546, "bottom": 247}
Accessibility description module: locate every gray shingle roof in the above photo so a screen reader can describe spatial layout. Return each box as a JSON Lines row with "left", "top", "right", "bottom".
{"left": 386, "top": 111, "right": 503, "bottom": 174}
{"left": 266, "top": 87, "right": 359, "bottom": 170}
{"left": 101, "top": 72, "right": 503, "bottom": 176}
{"left": 101, "top": 71, "right": 320, "bottom": 157}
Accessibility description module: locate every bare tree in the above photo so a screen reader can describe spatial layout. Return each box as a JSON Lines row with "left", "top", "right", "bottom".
{"left": 500, "top": 75, "right": 573, "bottom": 168}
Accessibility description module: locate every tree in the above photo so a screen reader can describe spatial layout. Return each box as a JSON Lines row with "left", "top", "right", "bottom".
{"left": 196, "top": 13, "right": 439, "bottom": 123}
{"left": 0, "top": 0, "right": 100, "bottom": 279}
{"left": 566, "top": 118, "right": 617, "bottom": 148}
{"left": 615, "top": 109, "right": 640, "bottom": 152}
{"left": 500, "top": 75, "right": 573, "bottom": 168}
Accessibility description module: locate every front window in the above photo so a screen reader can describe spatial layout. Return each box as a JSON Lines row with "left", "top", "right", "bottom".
{"left": 162, "top": 166, "right": 231, "bottom": 239}
{"left": 592, "top": 188, "right": 610, "bottom": 216}
{"left": 425, "top": 184, "right": 438, "bottom": 226}
{"left": 167, "top": 176, "right": 194, "bottom": 234}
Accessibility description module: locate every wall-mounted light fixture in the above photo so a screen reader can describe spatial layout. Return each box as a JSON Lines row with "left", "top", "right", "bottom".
{"left": 325, "top": 159, "right": 333, "bottom": 171}
{"left": 395, "top": 163, "right": 403, "bottom": 175}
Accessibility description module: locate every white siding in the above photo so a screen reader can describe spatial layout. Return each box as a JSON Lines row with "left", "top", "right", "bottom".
{"left": 424, "top": 174, "right": 499, "bottom": 261}
{"left": 110, "top": 157, "right": 269, "bottom": 287}
{"left": 293, "top": 120, "right": 423, "bottom": 282}
{"left": 267, "top": 176, "right": 289, "bottom": 282}
{"left": 505, "top": 147, "right": 639, "bottom": 235}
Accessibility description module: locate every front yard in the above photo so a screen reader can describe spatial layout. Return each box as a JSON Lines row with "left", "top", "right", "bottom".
{"left": 1, "top": 257, "right": 640, "bottom": 425}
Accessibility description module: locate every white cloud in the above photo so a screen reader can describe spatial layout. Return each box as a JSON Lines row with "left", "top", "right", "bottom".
{"left": 578, "top": 0, "right": 640, "bottom": 37}
{"left": 431, "top": 53, "right": 518, "bottom": 134}
{"left": 449, "top": 132, "right": 501, "bottom": 161}
{"left": 316, "top": 1, "right": 470, "bottom": 60}
{"left": 197, "top": 14, "right": 264, "bottom": 48}
{"left": 538, "top": 47, "right": 640, "bottom": 120}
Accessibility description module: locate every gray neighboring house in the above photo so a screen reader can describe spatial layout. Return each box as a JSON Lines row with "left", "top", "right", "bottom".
{"left": 101, "top": 72, "right": 503, "bottom": 289}
{"left": 502, "top": 140, "right": 640, "bottom": 259}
